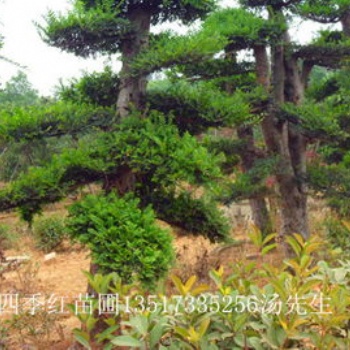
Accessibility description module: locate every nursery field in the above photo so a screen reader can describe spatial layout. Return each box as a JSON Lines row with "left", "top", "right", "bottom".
{"left": 0, "top": 202, "right": 248, "bottom": 349}
{"left": 1, "top": 0, "right": 350, "bottom": 347}
{"left": 0, "top": 198, "right": 335, "bottom": 350}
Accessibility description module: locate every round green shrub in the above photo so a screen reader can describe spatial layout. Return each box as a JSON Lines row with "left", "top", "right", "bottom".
{"left": 66, "top": 193, "right": 174, "bottom": 287}
{"left": 32, "top": 215, "right": 66, "bottom": 252}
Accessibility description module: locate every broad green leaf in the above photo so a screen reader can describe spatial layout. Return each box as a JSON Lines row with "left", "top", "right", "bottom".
{"left": 171, "top": 275, "right": 186, "bottom": 295}
{"left": 111, "top": 335, "right": 142, "bottom": 347}
{"left": 184, "top": 275, "right": 197, "bottom": 293}
{"left": 262, "top": 233, "right": 277, "bottom": 246}
{"left": 262, "top": 243, "right": 277, "bottom": 256}
{"left": 74, "top": 331, "right": 92, "bottom": 350}
{"left": 286, "top": 235, "right": 302, "bottom": 256}
{"left": 150, "top": 321, "right": 166, "bottom": 348}
{"left": 198, "top": 317, "right": 210, "bottom": 338}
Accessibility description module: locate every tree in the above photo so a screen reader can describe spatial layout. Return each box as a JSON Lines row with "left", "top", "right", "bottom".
{"left": 302, "top": 3, "right": 350, "bottom": 219}
{"left": 121, "top": 0, "right": 350, "bottom": 253}
{"left": 160, "top": 0, "right": 350, "bottom": 250}
{"left": 0, "top": 71, "right": 39, "bottom": 106}
{"left": 0, "top": 0, "right": 232, "bottom": 284}
{"left": 40, "top": 0, "right": 215, "bottom": 116}
{"left": 37, "top": 0, "right": 217, "bottom": 198}
{"left": 0, "top": 0, "right": 349, "bottom": 273}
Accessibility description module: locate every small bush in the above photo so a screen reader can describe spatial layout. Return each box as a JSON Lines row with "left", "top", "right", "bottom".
{"left": 0, "top": 224, "right": 18, "bottom": 250}
{"left": 7, "top": 307, "right": 65, "bottom": 349}
{"left": 32, "top": 216, "right": 66, "bottom": 252}
{"left": 67, "top": 193, "right": 174, "bottom": 288}
{"left": 323, "top": 216, "right": 350, "bottom": 255}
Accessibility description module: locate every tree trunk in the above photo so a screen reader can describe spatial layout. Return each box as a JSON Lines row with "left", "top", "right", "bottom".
{"left": 249, "top": 197, "right": 271, "bottom": 235}
{"left": 341, "top": 11, "right": 350, "bottom": 37}
{"left": 116, "top": 8, "right": 151, "bottom": 118}
{"left": 237, "top": 126, "right": 272, "bottom": 235}
{"left": 81, "top": 9, "right": 151, "bottom": 348}
{"left": 283, "top": 32, "right": 309, "bottom": 241}
{"left": 254, "top": 15, "right": 310, "bottom": 256}
{"left": 225, "top": 46, "right": 271, "bottom": 235}
{"left": 102, "top": 166, "right": 136, "bottom": 195}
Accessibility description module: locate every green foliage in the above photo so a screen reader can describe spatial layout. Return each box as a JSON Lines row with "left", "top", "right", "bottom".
{"left": 57, "top": 66, "right": 119, "bottom": 107}
{"left": 151, "top": 191, "right": 230, "bottom": 242}
{"left": 315, "top": 30, "right": 349, "bottom": 45}
{"left": 248, "top": 225, "right": 277, "bottom": 256}
{"left": 0, "top": 101, "right": 116, "bottom": 142}
{"left": 323, "top": 217, "right": 350, "bottom": 256}
{"left": 328, "top": 196, "right": 350, "bottom": 218}
{"left": 6, "top": 163, "right": 69, "bottom": 223}
{"left": 40, "top": 0, "right": 216, "bottom": 58}
{"left": 81, "top": 0, "right": 217, "bottom": 25}
{"left": 0, "top": 135, "right": 77, "bottom": 182}
{"left": 281, "top": 101, "right": 345, "bottom": 139}
{"left": 132, "top": 7, "right": 286, "bottom": 76}
{"left": 203, "top": 137, "right": 247, "bottom": 174}
{"left": 0, "top": 71, "right": 40, "bottom": 106}
{"left": 131, "top": 30, "right": 228, "bottom": 76}
{"left": 202, "top": 8, "right": 286, "bottom": 49}
{"left": 67, "top": 193, "right": 174, "bottom": 287}
{"left": 39, "top": 0, "right": 131, "bottom": 57}
{"left": 2, "top": 73, "right": 249, "bottom": 140}
{"left": 305, "top": 62, "right": 350, "bottom": 161}
{"left": 307, "top": 162, "right": 350, "bottom": 217}
{"left": 131, "top": 9, "right": 285, "bottom": 75}
{"left": 0, "top": 224, "right": 17, "bottom": 250}
{"left": 92, "top": 113, "right": 224, "bottom": 192}
{"left": 297, "top": 0, "right": 350, "bottom": 23}
{"left": 293, "top": 28, "right": 350, "bottom": 68}
{"left": 32, "top": 215, "right": 66, "bottom": 253}
{"left": 177, "top": 58, "right": 255, "bottom": 81}
{"left": 307, "top": 73, "right": 340, "bottom": 101}
{"left": 147, "top": 80, "right": 250, "bottom": 134}
{"left": 72, "top": 235, "right": 350, "bottom": 349}
{"left": 294, "top": 42, "right": 350, "bottom": 69}
{"left": 0, "top": 113, "right": 224, "bottom": 224}
{"left": 222, "top": 157, "right": 278, "bottom": 203}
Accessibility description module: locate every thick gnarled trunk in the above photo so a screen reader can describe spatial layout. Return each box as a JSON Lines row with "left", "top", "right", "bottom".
{"left": 253, "top": 20, "right": 309, "bottom": 255}
{"left": 117, "top": 8, "right": 151, "bottom": 118}
{"left": 282, "top": 33, "right": 309, "bottom": 241}
{"left": 82, "top": 10, "right": 152, "bottom": 348}
{"left": 114, "top": 9, "right": 151, "bottom": 194}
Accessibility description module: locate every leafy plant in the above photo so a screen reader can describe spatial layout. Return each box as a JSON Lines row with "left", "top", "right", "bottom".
{"left": 0, "top": 224, "right": 18, "bottom": 250}
{"left": 0, "top": 113, "right": 224, "bottom": 227}
{"left": 7, "top": 306, "right": 65, "bottom": 349}
{"left": 68, "top": 234, "right": 350, "bottom": 349}
{"left": 67, "top": 192, "right": 174, "bottom": 288}
{"left": 32, "top": 215, "right": 67, "bottom": 252}
{"left": 323, "top": 216, "right": 350, "bottom": 256}
{"left": 57, "top": 66, "right": 120, "bottom": 107}
{"left": 248, "top": 225, "right": 277, "bottom": 257}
